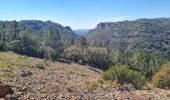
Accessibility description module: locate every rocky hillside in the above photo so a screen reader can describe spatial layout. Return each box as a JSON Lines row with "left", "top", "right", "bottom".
{"left": 86, "top": 18, "right": 170, "bottom": 59}
{"left": 0, "top": 51, "right": 170, "bottom": 100}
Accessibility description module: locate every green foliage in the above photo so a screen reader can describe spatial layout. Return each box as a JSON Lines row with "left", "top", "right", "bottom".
{"left": 0, "top": 20, "right": 77, "bottom": 60}
{"left": 45, "top": 48, "right": 56, "bottom": 61}
{"left": 85, "top": 47, "right": 111, "bottom": 69}
{"left": 7, "top": 40, "right": 21, "bottom": 52}
{"left": 79, "top": 36, "right": 88, "bottom": 48}
{"left": 152, "top": 62, "right": 170, "bottom": 89}
{"left": 103, "top": 64, "right": 146, "bottom": 89}
{"left": 64, "top": 45, "right": 84, "bottom": 63}
{"left": 0, "top": 40, "right": 6, "bottom": 50}
{"left": 45, "top": 26, "right": 61, "bottom": 48}
{"left": 64, "top": 45, "right": 111, "bottom": 69}
{"left": 36, "top": 46, "right": 45, "bottom": 58}
{"left": 111, "top": 49, "right": 166, "bottom": 78}
{"left": 87, "top": 18, "right": 170, "bottom": 60}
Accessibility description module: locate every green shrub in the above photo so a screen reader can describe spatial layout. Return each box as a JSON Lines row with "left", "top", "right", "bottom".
{"left": 64, "top": 45, "right": 112, "bottom": 69}
{"left": 64, "top": 45, "right": 84, "bottom": 63}
{"left": 0, "top": 40, "right": 6, "bottom": 50}
{"left": 85, "top": 47, "right": 111, "bottom": 69}
{"left": 103, "top": 64, "right": 146, "bottom": 89}
{"left": 111, "top": 49, "right": 166, "bottom": 78}
{"left": 152, "top": 62, "right": 170, "bottom": 89}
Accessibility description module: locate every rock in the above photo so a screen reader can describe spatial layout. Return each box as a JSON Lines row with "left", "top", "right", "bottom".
{"left": 0, "top": 68, "right": 12, "bottom": 73}
{"left": 117, "top": 83, "right": 135, "bottom": 92}
{"left": 67, "top": 87, "right": 77, "bottom": 93}
{"left": 20, "top": 70, "right": 33, "bottom": 77}
{"left": 167, "top": 93, "right": 170, "bottom": 97}
{"left": 143, "top": 84, "right": 153, "bottom": 90}
{"left": 5, "top": 94, "right": 17, "bottom": 100}
{"left": 0, "top": 84, "right": 14, "bottom": 98}
{"left": 57, "top": 58, "right": 71, "bottom": 64}
{"left": 36, "top": 64, "right": 45, "bottom": 70}
{"left": 122, "top": 83, "right": 135, "bottom": 91}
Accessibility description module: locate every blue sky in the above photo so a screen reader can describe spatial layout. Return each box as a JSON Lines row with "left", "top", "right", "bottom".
{"left": 0, "top": 0, "right": 170, "bottom": 29}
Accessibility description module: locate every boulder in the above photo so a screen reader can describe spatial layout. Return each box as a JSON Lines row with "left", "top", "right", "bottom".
{"left": 116, "top": 83, "right": 135, "bottom": 92}
{"left": 0, "top": 68, "right": 12, "bottom": 73}
{"left": 0, "top": 84, "right": 14, "bottom": 98}
{"left": 5, "top": 94, "right": 17, "bottom": 100}
{"left": 57, "top": 58, "right": 71, "bottom": 64}
{"left": 122, "top": 83, "right": 135, "bottom": 91}
{"left": 20, "top": 70, "right": 33, "bottom": 77}
{"left": 36, "top": 63, "right": 45, "bottom": 70}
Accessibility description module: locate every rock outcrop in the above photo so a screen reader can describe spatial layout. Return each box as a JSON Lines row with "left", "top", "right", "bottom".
{"left": 0, "top": 83, "right": 14, "bottom": 98}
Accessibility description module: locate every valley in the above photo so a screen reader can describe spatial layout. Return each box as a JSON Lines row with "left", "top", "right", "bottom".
{"left": 0, "top": 19, "right": 170, "bottom": 100}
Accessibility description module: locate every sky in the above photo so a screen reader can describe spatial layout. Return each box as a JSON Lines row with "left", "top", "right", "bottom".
{"left": 0, "top": 0, "right": 170, "bottom": 29}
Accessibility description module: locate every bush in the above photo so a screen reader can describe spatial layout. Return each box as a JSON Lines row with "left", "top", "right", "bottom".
{"left": 64, "top": 45, "right": 84, "bottom": 63}
{"left": 152, "top": 62, "right": 170, "bottom": 89}
{"left": 0, "top": 40, "right": 6, "bottom": 50}
{"left": 45, "top": 47, "right": 59, "bottom": 61}
{"left": 85, "top": 47, "right": 111, "bottom": 69}
{"left": 64, "top": 45, "right": 112, "bottom": 69}
{"left": 103, "top": 64, "right": 146, "bottom": 89}
{"left": 36, "top": 46, "right": 45, "bottom": 58}
{"left": 7, "top": 40, "right": 20, "bottom": 52}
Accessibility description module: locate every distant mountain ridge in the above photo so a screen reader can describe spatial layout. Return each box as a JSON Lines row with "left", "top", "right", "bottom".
{"left": 20, "top": 20, "right": 76, "bottom": 37}
{"left": 0, "top": 20, "right": 77, "bottom": 38}
{"left": 74, "top": 29, "right": 90, "bottom": 36}
{"left": 86, "top": 18, "right": 170, "bottom": 59}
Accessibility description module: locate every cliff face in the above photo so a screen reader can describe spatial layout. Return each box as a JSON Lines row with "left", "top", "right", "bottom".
{"left": 86, "top": 18, "right": 170, "bottom": 58}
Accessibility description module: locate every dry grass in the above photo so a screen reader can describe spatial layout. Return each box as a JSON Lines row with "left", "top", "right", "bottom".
{"left": 85, "top": 80, "right": 100, "bottom": 90}
{"left": 0, "top": 72, "right": 12, "bottom": 77}
{"left": 0, "top": 51, "right": 114, "bottom": 92}
{"left": 84, "top": 79, "right": 116, "bottom": 90}
{"left": 0, "top": 51, "right": 44, "bottom": 77}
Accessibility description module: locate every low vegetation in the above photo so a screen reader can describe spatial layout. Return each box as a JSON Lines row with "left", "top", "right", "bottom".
{"left": 111, "top": 49, "right": 167, "bottom": 78}
{"left": 103, "top": 64, "right": 146, "bottom": 89}
{"left": 0, "top": 20, "right": 77, "bottom": 61}
{"left": 0, "top": 51, "right": 43, "bottom": 77}
{"left": 153, "top": 62, "right": 170, "bottom": 89}
{"left": 64, "top": 45, "right": 111, "bottom": 69}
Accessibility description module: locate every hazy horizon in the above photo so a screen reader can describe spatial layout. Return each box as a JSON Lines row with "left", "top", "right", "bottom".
{"left": 0, "top": 0, "right": 170, "bottom": 29}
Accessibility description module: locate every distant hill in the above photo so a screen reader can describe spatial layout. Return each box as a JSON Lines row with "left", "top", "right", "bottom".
{"left": 86, "top": 18, "right": 170, "bottom": 59}
{"left": 0, "top": 20, "right": 78, "bottom": 58}
{"left": 20, "top": 20, "right": 77, "bottom": 37}
{"left": 74, "top": 29, "right": 90, "bottom": 36}
{"left": 0, "top": 20, "right": 77, "bottom": 38}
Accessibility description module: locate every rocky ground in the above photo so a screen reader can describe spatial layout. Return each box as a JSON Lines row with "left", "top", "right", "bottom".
{"left": 0, "top": 52, "right": 170, "bottom": 100}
